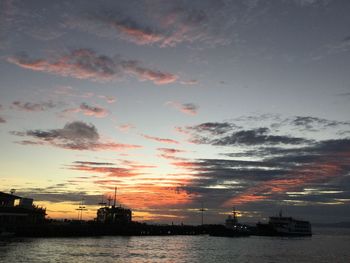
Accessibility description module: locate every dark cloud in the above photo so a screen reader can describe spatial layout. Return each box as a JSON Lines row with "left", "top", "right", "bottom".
{"left": 17, "top": 190, "right": 101, "bottom": 206}
{"left": 8, "top": 49, "right": 177, "bottom": 85}
{"left": 12, "top": 100, "right": 57, "bottom": 112}
{"left": 206, "top": 127, "right": 310, "bottom": 146}
{"left": 189, "top": 122, "right": 240, "bottom": 135}
{"left": 11, "top": 121, "right": 141, "bottom": 151}
{"left": 292, "top": 116, "right": 350, "bottom": 131}
{"left": 66, "top": 1, "right": 233, "bottom": 48}
{"left": 177, "top": 138, "right": 350, "bottom": 209}
{"left": 0, "top": 117, "right": 6, "bottom": 123}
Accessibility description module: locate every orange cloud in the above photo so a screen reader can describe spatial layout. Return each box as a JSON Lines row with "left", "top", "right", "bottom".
{"left": 224, "top": 160, "right": 343, "bottom": 207}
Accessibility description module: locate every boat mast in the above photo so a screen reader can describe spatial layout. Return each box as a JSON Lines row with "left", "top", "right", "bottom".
{"left": 232, "top": 207, "right": 238, "bottom": 224}
{"left": 113, "top": 187, "right": 117, "bottom": 207}
{"left": 199, "top": 202, "right": 206, "bottom": 225}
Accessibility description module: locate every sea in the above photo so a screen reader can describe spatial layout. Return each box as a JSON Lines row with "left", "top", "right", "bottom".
{"left": 0, "top": 227, "right": 349, "bottom": 263}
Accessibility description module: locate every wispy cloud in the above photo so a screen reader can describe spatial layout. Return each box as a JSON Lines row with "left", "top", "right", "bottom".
{"left": 8, "top": 49, "right": 178, "bottom": 85}
{"left": 141, "top": 134, "right": 179, "bottom": 144}
{"left": 166, "top": 101, "right": 199, "bottom": 115}
{"left": 11, "top": 121, "right": 141, "bottom": 151}
{"left": 0, "top": 104, "right": 5, "bottom": 123}
{"left": 62, "top": 103, "right": 108, "bottom": 118}
{"left": 68, "top": 2, "right": 231, "bottom": 48}
{"left": 158, "top": 147, "right": 186, "bottom": 160}
{"left": 118, "top": 123, "right": 135, "bottom": 133}
{"left": 98, "top": 95, "right": 116, "bottom": 104}
{"left": 12, "top": 100, "right": 58, "bottom": 112}
{"left": 180, "top": 79, "right": 198, "bottom": 85}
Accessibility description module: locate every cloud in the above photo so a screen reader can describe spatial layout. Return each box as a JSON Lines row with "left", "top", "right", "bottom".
{"left": 62, "top": 103, "right": 108, "bottom": 118}
{"left": 69, "top": 162, "right": 142, "bottom": 178}
{"left": 178, "top": 115, "right": 349, "bottom": 146}
{"left": 98, "top": 95, "right": 116, "bottom": 104}
{"left": 180, "top": 79, "right": 198, "bottom": 85}
{"left": 188, "top": 122, "right": 239, "bottom": 135}
{"left": 8, "top": 49, "right": 178, "bottom": 85}
{"left": 67, "top": 160, "right": 194, "bottom": 209}
{"left": 109, "top": 18, "right": 164, "bottom": 45}
{"left": 121, "top": 60, "right": 178, "bottom": 84}
{"left": 292, "top": 116, "right": 350, "bottom": 131}
{"left": 12, "top": 100, "right": 57, "bottom": 112}
{"left": 118, "top": 123, "right": 135, "bottom": 133}
{"left": 166, "top": 101, "right": 199, "bottom": 115}
{"left": 214, "top": 128, "right": 310, "bottom": 146}
{"left": 73, "top": 161, "right": 115, "bottom": 166}
{"left": 54, "top": 86, "right": 94, "bottom": 98}
{"left": 141, "top": 134, "right": 179, "bottom": 144}
{"left": 158, "top": 147, "right": 187, "bottom": 160}
{"left": 172, "top": 138, "right": 350, "bottom": 209}
{"left": 11, "top": 121, "right": 141, "bottom": 151}
{"left": 192, "top": 127, "right": 310, "bottom": 146}
{"left": 68, "top": 2, "right": 230, "bottom": 48}
{"left": 224, "top": 139, "right": 350, "bottom": 206}
{"left": 0, "top": 105, "right": 5, "bottom": 122}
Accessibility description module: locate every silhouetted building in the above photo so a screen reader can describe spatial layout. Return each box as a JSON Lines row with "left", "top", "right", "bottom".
{"left": 0, "top": 191, "right": 46, "bottom": 225}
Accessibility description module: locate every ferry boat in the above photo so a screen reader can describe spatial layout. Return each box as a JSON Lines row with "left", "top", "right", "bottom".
{"left": 256, "top": 211, "right": 312, "bottom": 237}
{"left": 209, "top": 208, "right": 251, "bottom": 237}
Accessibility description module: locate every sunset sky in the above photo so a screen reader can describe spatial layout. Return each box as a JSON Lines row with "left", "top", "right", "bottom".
{"left": 1, "top": 0, "right": 350, "bottom": 224}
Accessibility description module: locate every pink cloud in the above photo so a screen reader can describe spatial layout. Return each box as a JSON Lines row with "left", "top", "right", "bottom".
{"left": 166, "top": 101, "right": 199, "bottom": 115}
{"left": 121, "top": 60, "right": 178, "bottom": 85}
{"left": 62, "top": 103, "right": 108, "bottom": 118}
{"left": 118, "top": 123, "right": 135, "bottom": 133}
{"left": 8, "top": 49, "right": 178, "bottom": 85}
{"left": 98, "top": 95, "right": 116, "bottom": 104}
{"left": 112, "top": 22, "right": 164, "bottom": 45}
{"left": 141, "top": 134, "right": 179, "bottom": 144}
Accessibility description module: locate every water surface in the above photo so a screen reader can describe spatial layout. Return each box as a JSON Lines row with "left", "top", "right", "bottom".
{"left": 1, "top": 228, "right": 349, "bottom": 263}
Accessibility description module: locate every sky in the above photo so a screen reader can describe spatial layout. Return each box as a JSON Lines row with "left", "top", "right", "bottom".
{"left": 0, "top": 0, "right": 350, "bottom": 224}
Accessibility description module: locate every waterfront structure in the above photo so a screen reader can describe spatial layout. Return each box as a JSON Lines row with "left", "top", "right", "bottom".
{"left": 0, "top": 191, "right": 46, "bottom": 226}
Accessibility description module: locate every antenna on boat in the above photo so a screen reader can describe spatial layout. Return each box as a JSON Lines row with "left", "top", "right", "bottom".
{"left": 107, "top": 195, "right": 112, "bottom": 207}
{"left": 232, "top": 207, "right": 238, "bottom": 224}
{"left": 199, "top": 202, "right": 206, "bottom": 225}
{"left": 113, "top": 187, "right": 117, "bottom": 207}
{"left": 76, "top": 199, "right": 87, "bottom": 221}
{"left": 98, "top": 195, "right": 106, "bottom": 207}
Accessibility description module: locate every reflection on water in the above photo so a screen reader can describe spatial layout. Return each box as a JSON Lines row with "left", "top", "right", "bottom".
{"left": 1, "top": 228, "right": 350, "bottom": 263}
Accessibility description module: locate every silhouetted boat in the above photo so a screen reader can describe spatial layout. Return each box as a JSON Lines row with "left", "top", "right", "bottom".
{"left": 256, "top": 211, "right": 312, "bottom": 237}
{"left": 209, "top": 208, "right": 251, "bottom": 237}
